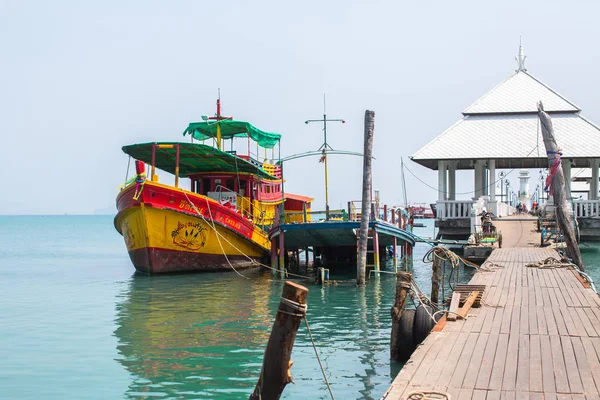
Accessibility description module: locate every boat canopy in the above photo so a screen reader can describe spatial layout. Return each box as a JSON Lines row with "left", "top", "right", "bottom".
{"left": 183, "top": 120, "right": 281, "bottom": 149}
{"left": 122, "top": 142, "right": 277, "bottom": 179}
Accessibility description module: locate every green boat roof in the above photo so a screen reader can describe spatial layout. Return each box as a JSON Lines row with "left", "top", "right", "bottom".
{"left": 183, "top": 120, "right": 281, "bottom": 149}
{"left": 122, "top": 142, "right": 277, "bottom": 179}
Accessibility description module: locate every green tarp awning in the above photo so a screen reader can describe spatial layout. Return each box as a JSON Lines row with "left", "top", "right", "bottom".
{"left": 122, "top": 142, "right": 276, "bottom": 179}
{"left": 183, "top": 120, "right": 281, "bottom": 149}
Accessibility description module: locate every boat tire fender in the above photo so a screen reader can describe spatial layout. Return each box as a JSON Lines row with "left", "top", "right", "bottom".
{"left": 413, "top": 305, "right": 437, "bottom": 345}
{"left": 395, "top": 309, "right": 417, "bottom": 361}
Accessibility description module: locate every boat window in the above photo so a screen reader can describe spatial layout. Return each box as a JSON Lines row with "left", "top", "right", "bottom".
{"left": 265, "top": 185, "right": 271, "bottom": 194}
{"left": 226, "top": 179, "right": 234, "bottom": 191}
{"left": 202, "top": 178, "right": 211, "bottom": 195}
{"left": 239, "top": 180, "right": 246, "bottom": 197}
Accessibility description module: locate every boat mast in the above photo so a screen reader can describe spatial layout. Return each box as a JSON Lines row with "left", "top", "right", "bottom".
{"left": 208, "top": 89, "right": 232, "bottom": 150}
{"left": 305, "top": 94, "right": 345, "bottom": 221}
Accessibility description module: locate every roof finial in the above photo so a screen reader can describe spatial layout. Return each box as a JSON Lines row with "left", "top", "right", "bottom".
{"left": 516, "top": 36, "right": 527, "bottom": 72}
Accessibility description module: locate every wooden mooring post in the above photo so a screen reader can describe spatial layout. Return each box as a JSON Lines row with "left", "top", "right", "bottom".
{"left": 390, "top": 271, "right": 412, "bottom": 361}
{"left": 250, "top": 281, "right": 308, "bottom": 400}
{"left": 431, "top": 251, "right": 442, "bottom": 305}
{"left": 357, "top": 110, "right": 375, "bottom": 285}
{"left": 538, "top": 102, "right": 585, "bottom": 271}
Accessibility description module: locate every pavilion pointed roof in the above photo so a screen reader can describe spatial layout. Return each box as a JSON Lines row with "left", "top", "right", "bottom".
{"left": 462, "top": 71, "right": 580, "bottom": 115}
{"left": 411, "top": 46, "right": 600, "bottom": 171}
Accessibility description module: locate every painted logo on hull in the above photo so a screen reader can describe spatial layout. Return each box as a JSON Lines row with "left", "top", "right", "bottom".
{"left": 171, "top": 222, "right": 207, "bottom": 251}
{"left": 122, "top": 221, "right": 136, "bottom": 250}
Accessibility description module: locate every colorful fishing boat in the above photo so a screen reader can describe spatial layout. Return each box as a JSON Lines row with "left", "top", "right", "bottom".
{"left": 114, "top": 99, "right": 312, "bottom": 274}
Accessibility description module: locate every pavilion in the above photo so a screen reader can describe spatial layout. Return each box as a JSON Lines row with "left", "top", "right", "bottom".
{"left": 410, "top": 43, "right": 600, "bottom": 240}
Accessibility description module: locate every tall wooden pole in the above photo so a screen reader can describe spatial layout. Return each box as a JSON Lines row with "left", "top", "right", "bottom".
{"left": 537, "top": 102, "right": 585, "bottom": 271}
{"left": 357, "top": 110, "right": 375, "bottom": 285}
{"left": 250, "top": 281, "right": 309, "bottom": 400}
{"left": 390, "top": 271, "right": 412, "bottom": 360}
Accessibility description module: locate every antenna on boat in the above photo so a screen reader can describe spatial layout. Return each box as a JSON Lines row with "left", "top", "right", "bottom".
{"left": 305, "top": 94, "right": 345, "bottom": 221}
{"left": 207, "top": 88, "right": 233, "bottom": 150}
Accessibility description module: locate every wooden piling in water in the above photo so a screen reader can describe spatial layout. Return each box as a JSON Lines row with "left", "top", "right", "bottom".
{"left": 390, "top": 271, "right": 412, "bottom": 361}
{"left": 250, "top": 281, "right": 308, "bottom": 400}
{"left": 357, "top": 110, "right": 375, "bottom": 285}
{"left": 431, "top": 250, "right": 442, "bottom": 305}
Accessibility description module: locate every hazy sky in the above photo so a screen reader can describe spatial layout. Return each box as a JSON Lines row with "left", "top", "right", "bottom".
{"left": 2, "top": 0, "right": 600, "bottom": 214}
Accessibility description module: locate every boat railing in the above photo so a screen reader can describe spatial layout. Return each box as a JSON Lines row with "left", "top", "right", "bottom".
{"left": 573, "top": 199, "right": 600, "bottom": 218}
{"left": 213, "top": 185, "right": 254, "bottom": 220}
{"left": 283, "top": 209, "right": 347, "bottom": 223}
{"left": 436, "top": 200, "right": 474, "bottom": 219}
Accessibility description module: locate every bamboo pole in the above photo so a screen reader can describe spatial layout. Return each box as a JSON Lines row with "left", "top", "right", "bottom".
{"left": 357, "top": 110, "right": 375, "bottom": 285}
{"left": 250, "top": 281, "right": 309, "bottom": 400}
{"left": 390, "top": 271, "right": 412, "bottom": 361}
{"left": 537, "top": 102, "right": 585, "bottom": 271}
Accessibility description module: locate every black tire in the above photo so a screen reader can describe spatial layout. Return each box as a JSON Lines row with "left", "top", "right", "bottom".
{"left": 395, "top": 309, "right": 417, "bottom": 361}
{"left": 413, "top": 305, "right": 436, "bottom": 345}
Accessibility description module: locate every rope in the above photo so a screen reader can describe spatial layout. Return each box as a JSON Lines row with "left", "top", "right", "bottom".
{"left": 303, "top": 316, "right": 335, "bottom": 400}
{"left": 278, "top": 297, "right": 308, "bottom": 317}
{"left": 405, "top": 390, "right": 451, "bottom": 400}
{"left": 479, "top": 261, "right": 505, "bottom": 272}
{"left": 527, "top": 256, "right": 598, "bottom": 295}
{"left": 526, "top": 256, "right": 574, "bottom": 269}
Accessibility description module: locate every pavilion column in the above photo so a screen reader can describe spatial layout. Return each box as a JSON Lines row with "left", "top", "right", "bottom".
{"left": 488, "top": 159, "right": 496, "bottom": 201}
{"left": 562, "top": 159, "right": 572, "bottom": 200}
{"left": 591, "top": 159, "right": 599, "bottom": 200}
{"left": 473, "top": 160, "right": 484, "bottom": 199}
{"left": 448, "top": 162, "right": 456, "bottom": 201}
{"left": 438, "top": 160, "right": 447, "bottom": 201}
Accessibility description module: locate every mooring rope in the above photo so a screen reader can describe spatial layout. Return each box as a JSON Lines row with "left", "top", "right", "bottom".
{"left": 527, "top": 256, "right": 598, "bottom": 295}
{"left": 405, "top": 390, "right": 451, "bottom": 400}
{"left": 303, "top": 316, "right": 335, "bottom": 400}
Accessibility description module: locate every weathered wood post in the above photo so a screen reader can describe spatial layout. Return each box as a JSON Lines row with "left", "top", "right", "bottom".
{"left": 357, "top": 110, "right": 375, "bottom": 285}
{"left": 390, "top": 271, "right": 412, "bottom": 360}
{"left": 537, "top": 102, "right": 585, "bottom": 271}
{"left": 250, "top": 281, "right": 309, "bottom": 400}
{"left": 431, "top": 249, "right": 442, "bottom": 305}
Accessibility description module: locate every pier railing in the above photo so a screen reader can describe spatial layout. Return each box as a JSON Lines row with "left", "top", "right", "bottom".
{"left": 573, "top": 199, "right": 600, "bottom": 218}
{"left": 435, "top": 200, "right": 474, "bottom": 219}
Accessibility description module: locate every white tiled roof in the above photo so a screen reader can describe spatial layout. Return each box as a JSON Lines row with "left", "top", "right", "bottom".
{"left": 411, "top": 113, "right": 600, "bottom": 162}
{"left": 462, "top": 71, "right": 580, "bottom": 114}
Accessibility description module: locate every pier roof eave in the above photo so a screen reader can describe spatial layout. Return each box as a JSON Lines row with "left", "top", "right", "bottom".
{"left": 410, "top": 113, "right": 600, "bottom": 170}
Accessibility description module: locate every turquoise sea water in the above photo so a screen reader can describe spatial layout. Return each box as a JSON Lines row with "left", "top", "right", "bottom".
{"left": 1, "top": 216, "right": 598, "bottom": 400}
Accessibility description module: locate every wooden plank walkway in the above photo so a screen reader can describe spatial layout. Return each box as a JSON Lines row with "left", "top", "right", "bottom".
{"left": 384, "top": 247, "right": 600, "bottom": 400}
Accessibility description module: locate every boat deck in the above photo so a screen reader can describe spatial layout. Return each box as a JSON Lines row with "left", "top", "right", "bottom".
{"left": 384, "top": 247, "right": 600, "bottom": 400}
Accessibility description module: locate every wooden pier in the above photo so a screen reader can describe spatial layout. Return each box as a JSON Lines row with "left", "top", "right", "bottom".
{"left": 384, "top": 246, "right": 600, "bottom": 400}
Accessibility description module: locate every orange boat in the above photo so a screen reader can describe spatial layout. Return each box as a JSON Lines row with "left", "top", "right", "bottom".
{"left": 114, "top": 99, "right": 312, "bottom": 273}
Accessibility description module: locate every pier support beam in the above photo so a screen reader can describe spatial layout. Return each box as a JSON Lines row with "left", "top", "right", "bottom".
{"left": 562, "top": 158, "right": 572, "bottom": 200}
{"left": 437, "top": 160, "right": 447, "bottom": 201}
{"left": 488, "top": 159, "right": 496, "bottom": 201}
{"left": 271, "top": 237, "right": 278, "bottom": 271}
{"left": 278, "top": 231, "right": 285, "bottom": 271}
{"left": 392, "top": 237, "right": 398, "bottom": 272}
{"left": 373, "top": 227, "right": 380, "bottom": 272}
{"left": 591, "top": 159, "right": 599, "bottom": 200}
{"left": 448, "top": 163, "right": 456, "bottom": 201}
{"left": 473, "top": 160, "right": 485, "bottom": 199}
